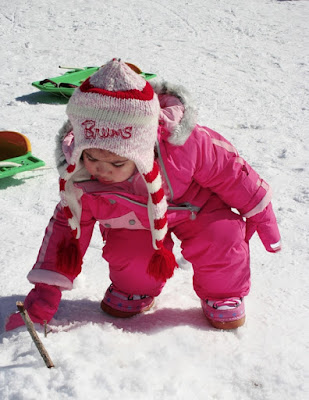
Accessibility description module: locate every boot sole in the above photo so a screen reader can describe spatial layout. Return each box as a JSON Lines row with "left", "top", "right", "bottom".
{"left": 207, "top": 315, "right": 246, "bottom": 330}
{"left": 100, "top": 299, "right": 154, "bottom": 318}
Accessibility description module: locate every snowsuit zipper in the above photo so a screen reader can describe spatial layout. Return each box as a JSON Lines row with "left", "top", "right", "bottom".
{"left": 106, "top": 193, "right": 200, "bottom": 219}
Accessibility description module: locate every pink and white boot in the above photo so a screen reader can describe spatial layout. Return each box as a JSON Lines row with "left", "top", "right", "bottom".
{"left": 201, "top": 297, "right": 245, "bottom": 329}
{"left": 101, "top": 284, "right": 154, "bottom": 318}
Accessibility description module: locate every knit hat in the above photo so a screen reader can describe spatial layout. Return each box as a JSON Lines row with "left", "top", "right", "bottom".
{"left": 58, "top": 58, "right": 178, "bottom": 281}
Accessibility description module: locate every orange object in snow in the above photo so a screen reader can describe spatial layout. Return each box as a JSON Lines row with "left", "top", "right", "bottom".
{"left": 0, "top": 131, "right": 45, "bottom": 179}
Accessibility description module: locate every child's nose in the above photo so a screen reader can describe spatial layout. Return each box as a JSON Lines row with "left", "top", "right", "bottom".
{"left": 97, "top": 162, "right": 110, "bottom": 175}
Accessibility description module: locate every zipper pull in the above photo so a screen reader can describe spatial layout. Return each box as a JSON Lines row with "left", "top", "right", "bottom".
{"left": 190, "top": 211, "right": 197, "bottom": 220}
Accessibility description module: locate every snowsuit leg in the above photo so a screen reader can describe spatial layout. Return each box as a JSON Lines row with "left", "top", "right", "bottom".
{"left": 102, "top": 228, "right": 169, "bottom": 296}
{"left": 172, "top": 204, "right": 250, "bottom": 300}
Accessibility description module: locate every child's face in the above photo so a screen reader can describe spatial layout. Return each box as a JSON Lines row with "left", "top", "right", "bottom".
{"left": 83, "top": 148, "right": 136, "bottom": 184}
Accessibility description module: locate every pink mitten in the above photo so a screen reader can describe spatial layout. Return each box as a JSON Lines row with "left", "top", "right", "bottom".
{"left": 5, "top": 283, "right": 62, "bottom": 331}
{"left": 245, "top": 203, "right": 281, "bottom": 253}
{"left": 5, "top": 312, "right": 25, "bottom": 331}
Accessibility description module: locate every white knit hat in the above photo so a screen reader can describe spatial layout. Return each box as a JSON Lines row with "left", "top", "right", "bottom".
{"left": 58, "top": 59, "right": 177, "bottom": 281}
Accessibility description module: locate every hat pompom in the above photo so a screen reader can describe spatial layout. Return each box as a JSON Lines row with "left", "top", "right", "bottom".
{"left": 147, "top": 246, "right": 178, "bottom": 281}
{"left": 57, "top": 237, "right": 83, "bottom": 277}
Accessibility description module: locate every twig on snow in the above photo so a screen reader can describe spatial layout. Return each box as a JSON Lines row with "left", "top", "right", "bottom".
{"left": 16, "top": 301, "right": 55, "bottom": 368}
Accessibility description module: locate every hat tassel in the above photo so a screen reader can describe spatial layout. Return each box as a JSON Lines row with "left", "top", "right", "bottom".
{"left": 147, "top": 247, "right": 178, "bottom": 281}
{"left": 57, "top": 237, "right": 83, "bottom": 277}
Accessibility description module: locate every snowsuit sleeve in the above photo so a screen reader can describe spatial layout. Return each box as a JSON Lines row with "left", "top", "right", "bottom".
{"left": 27, "top": 199, "right": 96, "bottom": 290}
{"left": 192, "top": 126, "right": 281, "bottom": 252}
{"left": 193, "top": 126, "right": 270, "bottom": 214}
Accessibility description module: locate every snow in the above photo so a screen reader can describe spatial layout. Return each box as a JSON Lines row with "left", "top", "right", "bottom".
{"left": 0, "top": 0, "right": 308, "bottom": 399}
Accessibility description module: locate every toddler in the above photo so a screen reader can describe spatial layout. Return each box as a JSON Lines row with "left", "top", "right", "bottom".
{"left": 6, "top": 59, "right": 281, "bottom": 331}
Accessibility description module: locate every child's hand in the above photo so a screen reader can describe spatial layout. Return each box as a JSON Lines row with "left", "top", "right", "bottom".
{"left": 245, "top": 203, "right": 281, "bottom": 253}
{"left": 5, "top": 283, "right": 62, "bottom": 332}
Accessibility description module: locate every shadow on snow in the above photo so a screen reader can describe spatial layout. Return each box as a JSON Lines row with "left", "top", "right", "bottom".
{"left": 0, "top": 295, "right": 212, "bottom": 337}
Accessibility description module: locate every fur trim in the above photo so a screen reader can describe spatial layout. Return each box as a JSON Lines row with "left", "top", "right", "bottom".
{"left": 151, "top": 80, "right": 198, "bottom": 146}
{"left": 55, "top": 120, "right": 73, "bottom": 174}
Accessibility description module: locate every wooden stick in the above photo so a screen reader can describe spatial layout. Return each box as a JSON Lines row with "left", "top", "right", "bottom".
{"left": 16, "top": 302, "right": 55, "bottom": 368}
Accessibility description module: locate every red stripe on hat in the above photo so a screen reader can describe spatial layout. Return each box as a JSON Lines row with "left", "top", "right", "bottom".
{"left": 63, "top": 206, "right": 73, "bottom": 219}
{"left": 67, "top": 164, "right": 76, "bottom": 173}
{"left": 154, "top": 216, "right": 167, "bottom": 230}
{"left": 151, "top": 188, "right": 165, "bottom": 204}
{"left": 143, "top": 162, "right": 159, "bottom": 183}
{"left": 59, "top": 178, "right": 66, "bottom": 192}
{"left": 80, "top": 79, "right": 154, "bottom": 101}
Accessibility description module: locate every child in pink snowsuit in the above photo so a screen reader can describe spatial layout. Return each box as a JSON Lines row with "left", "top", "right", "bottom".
{"left": 6, "top": 59, "right": 281, "bottom": 331}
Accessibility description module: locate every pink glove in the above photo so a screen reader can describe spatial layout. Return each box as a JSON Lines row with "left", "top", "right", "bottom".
{"left": 5, "top": 283, "right": 62, "bottom": 331}
{"left": 245, "top": 202, "right": 281, "bottom": 253}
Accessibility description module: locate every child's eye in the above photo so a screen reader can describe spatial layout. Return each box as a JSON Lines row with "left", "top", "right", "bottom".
{"left": 84, "top": 153, "right": 96, "bottom": 162}
{"left": 112, "top": 163, "right": 125, "bottom": 168}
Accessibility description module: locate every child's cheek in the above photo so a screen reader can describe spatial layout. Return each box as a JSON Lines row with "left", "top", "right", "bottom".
{"left": 84, "top": 160, "right": 94, "bottom": 175}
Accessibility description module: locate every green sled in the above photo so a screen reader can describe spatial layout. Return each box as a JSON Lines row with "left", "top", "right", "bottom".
{"left": 32, "top": 63, "right": 157, "bottom": 97}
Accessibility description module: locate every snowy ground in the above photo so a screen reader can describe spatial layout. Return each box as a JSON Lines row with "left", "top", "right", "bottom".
{"left": 0, "top": 0, "right": 308, "bottom": 399}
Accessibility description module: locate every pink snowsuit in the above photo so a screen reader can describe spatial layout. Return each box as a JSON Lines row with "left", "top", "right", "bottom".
{"left": 27, "top": 83, "right": 281, "bottom": 307}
